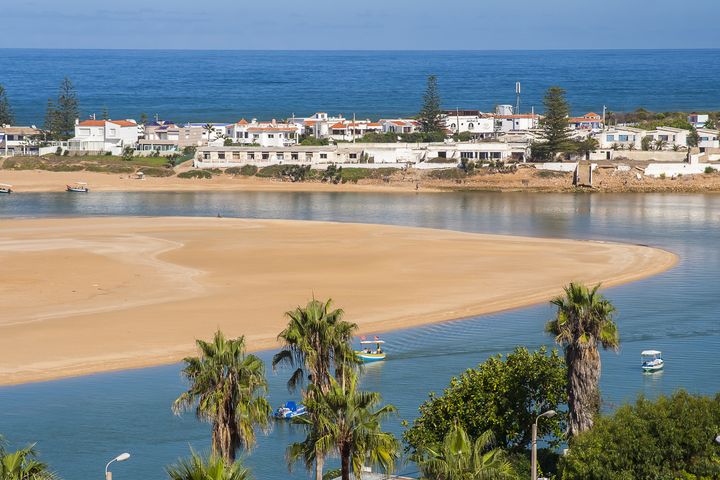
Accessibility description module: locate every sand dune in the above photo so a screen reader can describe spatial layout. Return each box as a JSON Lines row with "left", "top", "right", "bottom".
{"left": 0, "top": 217, "right": 677, "bottom": 385}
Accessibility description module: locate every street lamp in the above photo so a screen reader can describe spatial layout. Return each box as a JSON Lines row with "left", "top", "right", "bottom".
{"left": 105, "top": 453, "right": 130, "bottom": 480}
{"left": 531, "top": 410, "right": 556, "bottom": 480}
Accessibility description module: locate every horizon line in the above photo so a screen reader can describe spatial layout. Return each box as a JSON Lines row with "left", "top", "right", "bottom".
{"left": 2, "top": 47, "right": 720, "bottom": 53}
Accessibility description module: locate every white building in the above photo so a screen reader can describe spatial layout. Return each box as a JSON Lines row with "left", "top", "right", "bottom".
{"left": 568, "top": 112, "right": 603, "bottom": 131}
{"left": 380, "top": 119, "right": 419, "bottom": 135}
{"left": 0, "top": 125, "right": 43, "bottom": 156}
{"left": 227, "top": 119, "right": 301, "bottom": 147}
{"left": 328, "top": 120, "right": 383, "bottom": 141}
{"left": 688, "top": 113, "right": 710, "bottom": 128}
{"left": 68, "top": 119, "right": 139, "bottom": 155}
{"left": 696, "top": 128, "right": 719, "bottom": 151}
{"left": 443, "top": 110, "right": 495, "bottom": 136}
{"left": 595, "top": 126, "right": 645, "bottom": 150}
{"left": 645, "top": 126, "right": 689, "bottom": 150}
{"left": 494, "top": 114, "right": 540, "bottom": 132}
{"left": 290, "top": 112, "right": 347, "bottom": 139}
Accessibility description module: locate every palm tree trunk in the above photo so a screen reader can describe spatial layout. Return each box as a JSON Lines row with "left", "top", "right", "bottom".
{"left": 315, "top": 452, "right": 324, "bottom": 480}
{"left": 566, "top": 345, "right": 601, "bottom": 437}
{"left": 340, "top": 445, "right": 351, "bottom": 480}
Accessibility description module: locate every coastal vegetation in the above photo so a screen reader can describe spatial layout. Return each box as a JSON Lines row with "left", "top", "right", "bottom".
{"left": 177, "top": 169, "right": 213, "bottom": 179}
{"left": 0, "top": 439, "right": 58, "bottom": 480}
{"left": 166, "top": 451, "right": 252, "bottom": 480}
{"left": 172, "top": 331, "right": 271, "bottom": 462}
{"left": 404, "top": 347, "right": 567, "bottom": 455}
{"left": 418, "top": 75, "right": 444, "bottom": 133}
{"left": 0, "top": 85, "right": 14, "bottom": 126}
{"left": 546, "top": 282, "right": 619, "bottom": 437}
{"left": 532, "top": 86, "right": 574, "bottom": 161}
{"left": 44, "top": 78, "right": 79, "bottom": 141}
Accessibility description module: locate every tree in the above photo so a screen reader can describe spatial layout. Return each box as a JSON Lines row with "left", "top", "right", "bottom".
{"left": 404, "top": 347, "right": 567, "bottom": 455}
{"left": 203, "top": 123, "right": 216, "bottom": 144}
{"left": 418, "top": 75, "right": 444, "bottom": 133}
{"left": 0, "top": 441, "right": 59, "bottom": 480}
{"left": 166, "top": 451, "right": 252, "bottom": 480}
{"left": 101, "top": 107, "right": 109, "bottom": 121}
{"left": 45, "top": 78, "right": 79, "bottom": 140}
{"left": 0, "top": 85, "right": 14, "bottom": 126}
{"left": 416, "top": 424, "right": 515, "bottom": 480}
{"left": 140, "top": 113, "right": 149, "bottom": 125}
{"left": 641, "top": 136, "right": 652, "bottom": 151}
{"left": 539, "top": 87, "right": 573, "bottom": 160}
{"left": 687, "top": 127, "right": 699, "bottom": 147}
{"left": 172, "top": 331, "right": 271, "bottom": 462}
{"left": 654, "top": 138, "right": 667, "bottom": 151}
{"left": 294, "top": 377, "right": 399, "bottom": 480}
{"left": 545, "top": 282, "right": 619, "bottom": 437}
{"left": 574, "top": 137, "right": 599, "bottom": 160}
{"left": 273, "top": 298, "right": 358, "bottom": 480}
{"left": 559, "top": 390, "right": 720, "bottom": 480}
{"left": 703, "top": 118, "right": 716, "bottom": 129}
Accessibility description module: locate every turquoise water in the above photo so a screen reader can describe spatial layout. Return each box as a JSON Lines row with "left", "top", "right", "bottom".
{"left": 0, "top": 192, "right": 719, "bottom": 479}
{"left": 2, "top": 49, "right": 720, "bottom": 125}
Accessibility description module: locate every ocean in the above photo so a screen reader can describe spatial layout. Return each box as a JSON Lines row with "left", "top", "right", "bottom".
{"left": 0, "top": 191, "right": 719, "bottom": 479}
{"left": 1, "top": 49, "right": 720, "bottom": 126}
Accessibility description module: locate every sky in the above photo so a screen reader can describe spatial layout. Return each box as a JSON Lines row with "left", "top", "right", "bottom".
{"left": 2, "top": 0, "right": 719, "bottom": 50}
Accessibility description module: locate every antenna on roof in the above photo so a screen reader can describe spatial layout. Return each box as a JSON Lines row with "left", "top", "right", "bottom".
{"left": 515, "top": 82, "right": 521, "bottom": 115}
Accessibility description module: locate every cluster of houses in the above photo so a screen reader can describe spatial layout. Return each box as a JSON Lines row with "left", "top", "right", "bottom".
{"left": 1, "top": 108, "right": 718, "bottom": 169}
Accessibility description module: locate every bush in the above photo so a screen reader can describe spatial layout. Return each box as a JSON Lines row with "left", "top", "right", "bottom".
{"left": 339, "top": 167, "right": 399, "bottom": 182}
{"left": 256, "top": 165, "right": 287, "bottom": 178}
{"left": 85, "top": 164, "right": 135, "bottom": 174}
{"left": 177, "top": 169, "right": 212, "bottom": 179}
{"left": 705, "top": 166, "right": 716, "bottom": 174}
{"left": 537, "top": 169, "right": 568, "bottom": 178}
{"left": 140, "top": 167, "right": 175, "bottom": 177}
{"left": 299, "top": 136, "right": 329, "bottom": 146}
{"left": 404, "top": 347, "right": 567, "bottom": 455}
{"left": 559, "top": 391, "right": 720, "bottom": 480}
{"left": 427, "top": 168, "right": 466, "bottom": 180}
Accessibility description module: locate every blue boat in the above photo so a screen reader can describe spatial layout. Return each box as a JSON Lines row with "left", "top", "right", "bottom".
{"left": 273, "top": 401, "right": 307, "bottom": 420}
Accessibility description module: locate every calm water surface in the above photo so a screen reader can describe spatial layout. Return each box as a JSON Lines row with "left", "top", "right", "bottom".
{"left": 0, "top": 192, "right": 719, "bottom": 480}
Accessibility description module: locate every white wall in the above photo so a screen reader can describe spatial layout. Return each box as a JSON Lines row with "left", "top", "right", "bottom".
{"left": 644, "top": 163, "right": 719, "bottom": 177}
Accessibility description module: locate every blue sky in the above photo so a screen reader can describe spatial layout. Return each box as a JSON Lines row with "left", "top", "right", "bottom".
{"left": 2, "top": 0, "right": 719, "bottom": 50}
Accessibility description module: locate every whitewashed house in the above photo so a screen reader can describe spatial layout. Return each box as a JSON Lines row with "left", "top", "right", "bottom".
{"left": 688, "top": 113, "right": 710, "bottom": 128}
{"left": 696, "top": 128, "right": 720, "bottom": 151}
{"left": 328, "top": 120, "right": 383, "bottom": 141}
{"left": 443, "top": 110, "right": 495, "bottom": 136}
{"left": 380, "top": 119, "right": 419, "bottom": 135}
{"left": 290, "top": 112, "right": 347, "bottom": 139}
{"left": 568, "top": 112, "right": 603, "bottom": 131}
{"left": 494, "top": 114, "right": 540, "bottom": 132}
{"left": 0, "top": 125, "right": 43, "bottom": 155}
{"left": 227, "top": 119, "right": 301, "bottom": 147}
{"left": 68, "top": 119, "right": 139, "bottom": 155}
{"left": 645, "top": 126, "right": 689, "bottom": 149}
{"left": 595, "top": 126, "right": 645, "bottom": 150}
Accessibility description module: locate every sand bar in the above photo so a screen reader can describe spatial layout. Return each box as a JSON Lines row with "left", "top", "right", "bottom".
{"left": 0, "top": 217, "right": 677, "bottom": 385}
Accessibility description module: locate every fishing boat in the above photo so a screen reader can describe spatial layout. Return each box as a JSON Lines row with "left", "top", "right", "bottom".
{"left": 0, "top": 183, "right": 12, "bottom": 194}
{"left": 355, "top": 336, "right": 386, "bottom": 363}
{"left": 66, "top": 181, "right": 89, "bottom": 192}
{"left": 641, "top": 350, "right": 664, "bottom": 372}
{"left": 272, "top": 401, "right": 306, "bottom": 420}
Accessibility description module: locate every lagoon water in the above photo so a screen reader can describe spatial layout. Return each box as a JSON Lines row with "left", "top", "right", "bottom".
{"left": 1, "top": 191, "right": 719, "bottom": 479}
{"left": 2, "top": 49, "right": 720, "bottom": 125}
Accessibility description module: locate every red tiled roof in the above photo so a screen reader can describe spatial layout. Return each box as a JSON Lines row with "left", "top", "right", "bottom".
{"left": 330, "top": 122, "right": 347, "bottom": 129}
{"left": 78, "top": 119, "right": 136, "bottom": 127}
{"left": 237, "top": 118, "right": 248, "bottom": 125}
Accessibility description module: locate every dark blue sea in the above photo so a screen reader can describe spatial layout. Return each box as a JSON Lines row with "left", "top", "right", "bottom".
{"left": 1, "top": 49, "right": 719, "bottom": 125}
{"left": 1, "top": 191, "right": 719, "bottom": 480}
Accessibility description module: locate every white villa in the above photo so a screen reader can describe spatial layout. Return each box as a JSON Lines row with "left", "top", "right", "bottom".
{"left": 380, "top": 119, "right": 419, "bottom": 135}
{"left": 290, "top": 112, "right": 347, "bottom": 139}
{"left": 0, "top": 125, "right": 43, "bottom": 156}
{"left": 595, "top": 126, "right": 645, "bottom": 150}
{"left": 494, "top": 114, "right": 540, "bottom": 132}
{"left": 688, "top": 112, "right": 710, "bottom": 128}
{"left": 227, "top": 119, "right": 301, "bottom": 147}
{"left": 645, "top": 126, "right": 689, "bottom": 150}
{"left": 696, "top": 128, "right": 720, "bottom": 151}
{"left": 328, "top": 120, "right": 383, "bottom": 141}
{"left": 443, "top": 110, "right": 495, "bottom": 136}
{"left": 68, "top": 119, "right": 139, "bottom": 155}
{"left": 568, "top": 112, "right": 603, "bottom": 131}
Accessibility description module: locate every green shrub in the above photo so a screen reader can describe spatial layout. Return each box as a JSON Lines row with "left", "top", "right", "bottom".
{"left": 339, "top": 167, "right": 399, "bottom": 182}
{"left": 85, "top": 164, "right": 135, "bottom": 174}
{"left": 705, "top": 166, "right": 716, "bottom": 174}
{"left": 256, "top": 165, "right": 287, "bottom": 178}
{"left": 177, "top": 169, "right": 212, "bottom": 179}
{"left": 537, "top": 169, "right": 568, "bottom": 178}
{"left": 427, "top": 168, "right": 466, "bottom": 180}
{"left": 226, "top": 165, "right": 258, "bottom": 176}
{"left": 140, "top": 166, "right": 175, "bottom": 177}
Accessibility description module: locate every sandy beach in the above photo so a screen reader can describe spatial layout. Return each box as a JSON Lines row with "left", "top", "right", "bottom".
{"left": 0, "top": 217, "right": 677, "bottom": 386}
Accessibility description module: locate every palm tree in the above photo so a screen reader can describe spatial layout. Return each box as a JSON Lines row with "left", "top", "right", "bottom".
{"left": 545, "top": 282, "right": 619, "bottom": 437}
{"left": 173, "top": 330, "right": 271, "bottom": 462}
{"left": 295, "top": 377, "right": 399, "bottom": 480}
{"left": 203, "top": 123, "right": 215, "bottom": 145}
{"left": 166, "top": 450, "right": 252, "bottom": 480}
{"left": 417, "top": 424, "right": 515, "bottom": 480}
{"left": 0, "top": 442, "right": 59, "bottom": 480}
{"left": 273, "top": 298, "right": 358, "bottom": 480}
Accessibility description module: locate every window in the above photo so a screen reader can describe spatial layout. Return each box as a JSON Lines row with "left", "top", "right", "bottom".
{"left": 232, "top": 152, "right": 240, "bottom": 160}
{"left": 349, "top": 153, "right": 357, "bottom": 159}
{"left": 438, "top": 151, "right": 447, "bottom": 158}
{"left": 203, "top": 153, "right": 210, "bottom": 160}
{"left": 291, "top": 153, "right": 299, "bottom": 160}
{"left": 450, "top": 123, "right": 456, "bottom": 129}
{"left": 659, "top": 135, "right": 669, "bottom": 141}
{"left": 460, "top": 151, "right": 475, "bottom": 159}
{"left": 619, "top": 135, "right": 629, "bottom": 142}
{"left": 306, "top": 153, "right": 313, "bottom": 161}
{"left": 277, "top": 153, "right": 284, "bottom": 160}
{"left": 606, "top": 135, "right": 615, "bottom": 141}
{"left": 320, "top": 153, "right": 328, "bottom": 159}
{"left": 109, "top": 129, "right": 117, "bottom": 136}
{"left": 248, "top": 153, "right": 255, "bottom": 160}
{"left": 468, "top": 123, "right": 474, "bottom": 129}
{"left": 262, "top": 152, "right": 269, "bottom": 160}
{"left": 218, "top": 152, "right": 225, "bottom": 160}
{"left": 268, "top": 134, "right": 274, "bottom": 138}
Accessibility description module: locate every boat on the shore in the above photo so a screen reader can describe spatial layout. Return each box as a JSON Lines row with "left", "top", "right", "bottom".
{"left": 355, "top": 336, "right": 386, "bottom": 363}
{"left": 272, "top": 401, "right": 306, "bottom": 420}
{"left": 0, "top": 183, "right": 13, "bottom": 194}
{"left": 641, "top": 350, "right": 664, "bottom": 372}
{"left": 66, "top": 182, "right": 89, "bottom": 193}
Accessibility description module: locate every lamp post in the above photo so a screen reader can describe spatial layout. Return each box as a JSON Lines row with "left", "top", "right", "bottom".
{"left": 105, "top": 453, "right": 130, "bottom": 480}
{"left": 531, "top": 410, "right": 556, "bottom": 480}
